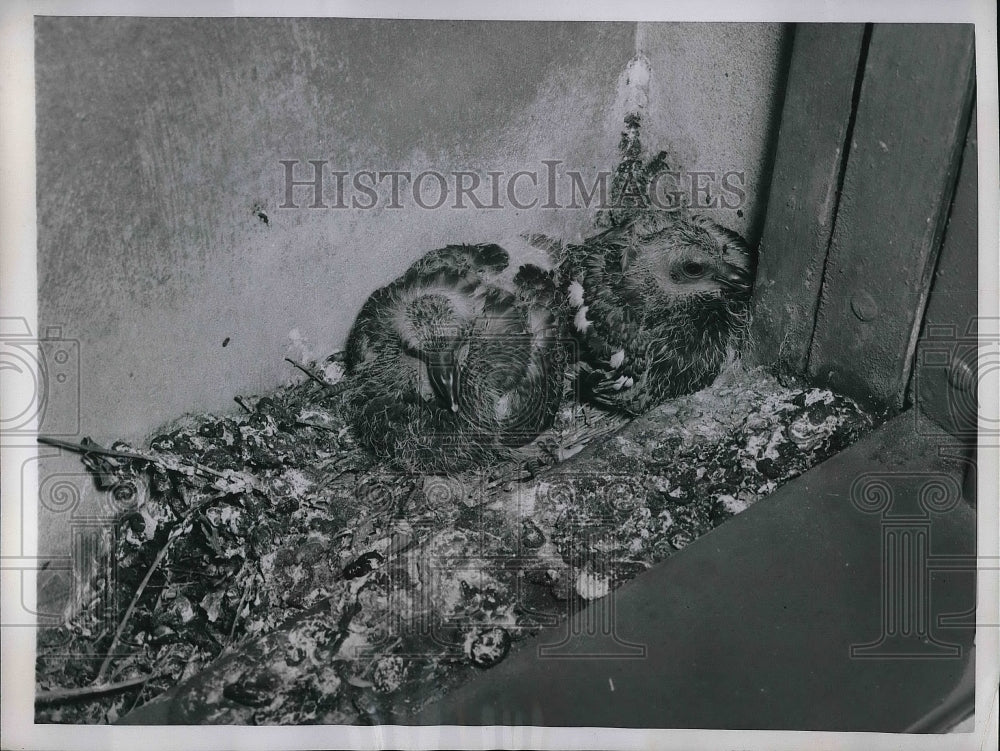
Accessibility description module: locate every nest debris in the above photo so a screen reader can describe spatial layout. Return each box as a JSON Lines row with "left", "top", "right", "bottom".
{"left": 35, "top": 354, "right": 873, "bottom": 724}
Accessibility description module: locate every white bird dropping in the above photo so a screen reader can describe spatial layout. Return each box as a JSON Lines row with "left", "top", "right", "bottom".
{"left": 621, "top": 55, "right": 652, "bottom": 115}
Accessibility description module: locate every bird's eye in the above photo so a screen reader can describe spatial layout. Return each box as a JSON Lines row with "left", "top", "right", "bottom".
{"left": 681, "top": 261, "right": 706, "bottom": 278}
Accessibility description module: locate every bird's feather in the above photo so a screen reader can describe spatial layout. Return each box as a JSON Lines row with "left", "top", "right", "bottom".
{"left": 559, "top": 212, "right": 754, "bottom": 415}
{"left": 345, "top": 242, "right": 570, "bottom": 471}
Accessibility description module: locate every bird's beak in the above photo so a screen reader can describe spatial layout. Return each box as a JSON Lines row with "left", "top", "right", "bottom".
{"left": 425, "top": 355, "right": 461, "bottom": 413}
{"left": 713, "top": 264, "right": 754, "bottom": 294}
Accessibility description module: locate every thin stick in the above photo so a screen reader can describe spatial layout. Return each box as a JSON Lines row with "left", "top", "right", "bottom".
{"left": 296, "top": 420, "right": 340, "bottom": 433}
{"left": 284, "top": 357, "right": 342, "bottom": 393}
{"left": 36, "top": 674, "right": 159, "bottom": 707}
{"left": 93, "top": 541, "right": 174, "bottom": 685}
{"left": 93, "top": 495, "right": 220, "bottom": 684}
{"left": 233, "top": 396, "right": 253, "bottom": 413}
{"left": 37, "top": 435, "right": 150, "bottom": 463}
{"left": 38, "top": 435, "right": 248, "bottom": 487}
{"left": 227, "top": 577, "right": 252, "bottom": 645}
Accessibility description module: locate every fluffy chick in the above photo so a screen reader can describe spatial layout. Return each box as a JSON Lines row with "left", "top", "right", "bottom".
{"left": 344, "top": 243, "right": 568, "bottom": 472}
{"left": 560, "top": 212, "right": 755, "bottom": 416}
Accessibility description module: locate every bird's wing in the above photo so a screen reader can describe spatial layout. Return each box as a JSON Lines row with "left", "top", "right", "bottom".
{"left": 458, "top": 282, "right": 569, "bottom": 440}
{"left": 577, "top": 336, "right": 655, "bottom": 416}
{"left": 344, "top": 285, "right": 395, "bottom": 368}
{"left": 559, "top": 235, "right": 657, "bottom": 415}
{"left": 402, "top": 243, "right": 509, "bottom": 281}
{"left": 519, "top": 232, "right": 565, "bottom": 268}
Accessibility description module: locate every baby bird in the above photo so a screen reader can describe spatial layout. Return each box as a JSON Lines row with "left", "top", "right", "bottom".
{"left": 560, "top": 212, "right": 755, "bottom": 416}
{"left": 344, "top": 241, "right": 568, "bottom": 472}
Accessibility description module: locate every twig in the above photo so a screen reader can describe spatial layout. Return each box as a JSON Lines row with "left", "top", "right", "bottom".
{"left": 36, "top": 674, "right": 159, "bottom": 707}
{"left": 93, "top": 495, "right": 223, "bottom": 685}
{"left": 37, "top": 435, "right": 150, "bottom": 463}
{"left": 107, "top": 648, "right": 142, "bottom": 683}
{"left": 38, "top": 435, "right": 250, "bottom": 488}
{"left": 284, "top": 357, "right": 343, "bottom": 393}
{"left": 296, "top": 420, "right": 340, "bottom": 433}
{"left": 93, "top": 543, "right": 173, "bottom": 685}
{"left": 233, "top": 396, "right": 253, "bottom": 413}
{"left": 227, "top": 576, "right": 252, "bottom": 645}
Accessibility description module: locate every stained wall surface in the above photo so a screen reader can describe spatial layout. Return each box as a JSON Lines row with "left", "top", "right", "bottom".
{"left": 34, "top": 18, "right": 789, "bottom": 570}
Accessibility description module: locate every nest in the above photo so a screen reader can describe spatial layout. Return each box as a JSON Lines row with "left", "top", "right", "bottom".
{"left": 35, "top": 356, "right": 873, "bottom": 724}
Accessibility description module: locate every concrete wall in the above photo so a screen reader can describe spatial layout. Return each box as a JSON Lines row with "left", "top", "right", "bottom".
{"left": 638, "top": 23, "right": 790, "bottom": 242}
{"left": 35, "top": 18, "right": 789, "bottom": 572}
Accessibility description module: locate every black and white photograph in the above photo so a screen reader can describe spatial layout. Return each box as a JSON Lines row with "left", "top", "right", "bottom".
{"left": 1, "top": 1, "right": 997, "bottom": 749}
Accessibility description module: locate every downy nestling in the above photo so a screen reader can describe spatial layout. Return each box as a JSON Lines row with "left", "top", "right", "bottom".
{"left": 344, "top": 241, "right": 569, "bottom": 471}
{"left": 560, "top": 212, "right": 755, "bottom": 416}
